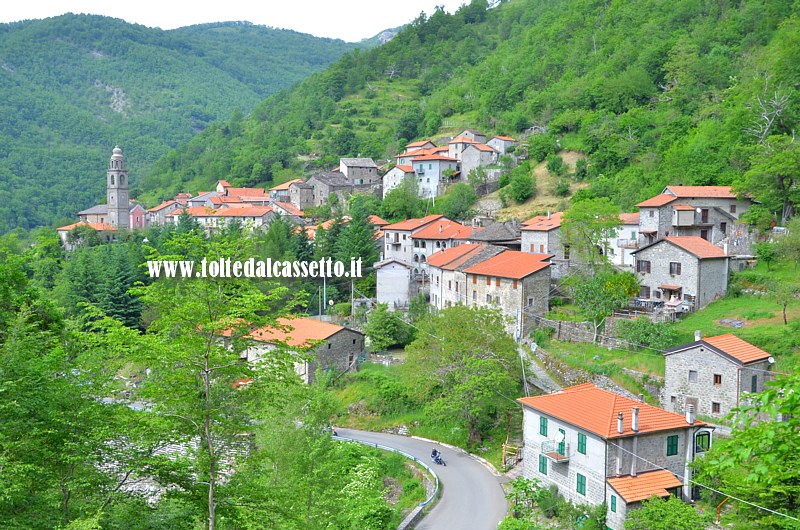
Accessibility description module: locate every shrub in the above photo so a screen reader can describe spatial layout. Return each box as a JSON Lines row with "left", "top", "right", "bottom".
{"left": 554, "top": 179, "right": 571, "bottom": 197}
{"left": 546, "top": 154, "right": 566, "bottom": 176}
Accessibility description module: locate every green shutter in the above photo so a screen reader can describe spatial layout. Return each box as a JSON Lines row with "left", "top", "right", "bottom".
{"left": 539, "top": 416, "right": 548, "bottom": 436}
{"left": 578, "top": 432, "right": 587, "bottom": 455}
{"left": 667, "top": 435, "right": 679, "bottom": 456}
{"left": 538, "top": 454, "right": 547, "bottom": 475}
{"left": 577, "top": 473, "right": 586, "bottom": 495}
{"left": 611, "top": 494, "right": 616, "bottom": 512}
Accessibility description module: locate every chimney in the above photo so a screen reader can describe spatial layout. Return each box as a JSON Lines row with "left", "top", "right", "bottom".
{"left": 547, "top": 210, "right": 551, "bottom": 220}
{"left": 686, "top": 404, "right": 695, "bottom": 425}
{"left": 439, "top": 223, "right": 443, "bottom": 233}
{"left": 694, "top": 330, "right": 701, "bottom": 342}
{"left": 637, "top": 393, "right": 644, "bottom": 402}
{"left": 723, "top": 242, "right": 729, "bottom": 255}
{"left": 617, "top": 412, "right": 624, "bottom": 434}
{"left": 632, "top": 407, "right": 640, "bottom": 432}
{"left": 472, "top": 225, "right": 477, "bottom": 235}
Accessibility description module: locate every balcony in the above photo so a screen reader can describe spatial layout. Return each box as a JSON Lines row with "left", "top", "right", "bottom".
{"left": 616, "top": 238, "right": 639, "bottom": 249}
{"left": 541, "top": 440, "right": 570, "bottom": 463}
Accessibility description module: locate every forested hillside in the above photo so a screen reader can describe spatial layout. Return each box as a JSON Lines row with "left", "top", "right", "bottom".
{"left": 0, "top": 15, "right": 365, "bottom": 231}
{"left": 145, "top": 0, "right": 800, "bottom": 222}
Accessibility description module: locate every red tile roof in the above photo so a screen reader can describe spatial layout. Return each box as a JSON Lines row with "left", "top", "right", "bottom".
{"left": 249, "top": 317, "right": 346, "bottom": 347}
{"left": 672, "top": 204, "right": 696, "bottom": 211}
{"left": 406, "top": 140, "right": 435, "bottom": 148}
{"left": 217, "top": 180, "right": 231, "bottom": 187}
{"left": 637, "top": 194, "right": 677, "bottom": 208}
{"left": 619, "top": 213, "right": 640, "bottom": 225}
{"left": 466, "top": 143, "right": 497, "bottom": 153}
{"left": 57, "top": 222, "right": 117, "bottom": 232}
{"left": 226, "top": 187, "right": 267, "bottom": 197}
{"left": 463, "top": 250, "right": 551, "bottom": 279}
{"left": 174, "top": 193, "right": 193, "bottom": 199}
{"left": 212, "top": 206, "right": 274, "bottom": 217}
{"left": 273, "top": 202, "right": 304, "bottom": 216}
{"left": 492, "top": 135, "right": 517, "bottom": 142}
{"left": 413, "top": 220, "right": 480, "bottom": 240}
{"left": 368, "top": 215, "right": 389, "bottom": 227}
{"left": 147, "top": 200, "right": 176, "bottom": 212}
{"left": 607, "top": 470, "right": 683, "bottom": 504}
{"left": 269, "top": 178, "right": 303, "bottom": 191}
{"left": 521, "top": 212, "right": 564, "bottom": 231}
{"left": 394, "top": 164, "right": 414, "bottom": 173}
{"left": 411, "top": 154, "right": 459, "bottom": 162}
{"left": 664, "top": 236, "right": 727, "bottom": 259}
{"left": 518, "top": 383, "right": 703, "bottom": 439}
{"left": 703, "top": 334, "right": 772, "bottom": 364}
{"left": 383, "top": 214, "right": 445, "bottom": 232}
{"left": 426, "top": 244, "right": 484, "bottom": 269}
{"left": 448, "top": 135, "right": 479, "bottom": 144}
{"left": 665, "top": 185, "right": 736, "bottom": 198}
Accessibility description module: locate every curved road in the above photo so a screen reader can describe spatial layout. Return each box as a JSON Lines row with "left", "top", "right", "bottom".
{"left": 337, "top": 428, "right": 507, "bottom": 530}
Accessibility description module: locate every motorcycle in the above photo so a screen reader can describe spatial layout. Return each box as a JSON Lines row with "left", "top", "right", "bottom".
{"left": 431, "top": 449, "right": 446, "bottom": 466}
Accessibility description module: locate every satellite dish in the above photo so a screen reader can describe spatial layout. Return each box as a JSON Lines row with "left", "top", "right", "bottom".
{"left": 768, "top": 356, "right": 775, "bottom": 364}
{"left": 328, "top": 299, "right": 335, "bottom": 306}
{"left": 695, "top": 207, "right": 702, "bottom": 214}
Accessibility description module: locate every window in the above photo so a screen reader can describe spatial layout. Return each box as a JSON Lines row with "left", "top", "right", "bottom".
{"left": 403, "top": 234, "right": 407, "bottom": 240}
{"left": 472, "top": 291, "right": 476, "bottom": 301}
{"left": 688, "top": 370, "right": 698, "bottom": 383}
{"left": 530, "top": 244, "right": 535, "bottom": 252}
{"left": 496, "top": 277, "right": 500, "bottom": 287}
{"left": 751, "top": 375, "right": 758, "bottom": 393}
{"left": 649, "top": 210, "right": 654, "bottom": 217}
{"left": 730, "top": 205, "right": 737, "bottom": 214}
{"left": 578, "top": 433, "right": 587, "bottom": 455}
{"left": 538, "top": 454, "right": 548, "bottom": 475}
{"left": 611, "top": 495, "right": 617, "bottom": 513}
{"left": 639, "top": 286, "right": 651, "bottom": 299}
{"left": 539, "top": 244, "right": 544, "bottom": 253}
{"left": 666, "top": 435, "right": 679, "bottom": 456}
{"left": 513, "top": 280, "right": 518, "bottom": 289}
{"left": 539, "top": 416, "right": 548, "bottom": 436}
{"left": 720, "top": 222, "right": 727, "bottom": 234}
{"left": 671, "top": 396, "right": 676, "bottom": 404}
{"left": 494, "top": 296, "right": 500, "bottom": 304}
{"left": 713, "top": 374, "right": 722, "bottom": 386}
{"left": 327, "top": 343, "right": 331, "bottom": 350}
{"left": 448, "top": 280, "right": 452, "bottom": 290}
{"left": 695, "top": 432, "right": 711, "bottom": 453}
{"left": 558, "top": 428, "right": 566, "bottom": 455}
{"left": 669, "top": 262, "right": 682, "bottom": 275}
{"left": 637, "top": 260, "right": 652, "bottom": 273}
{"left": 655, "top": 290, "right": 661, "bottom": 299}
{"left": 455, "top": 283, "right": 459, "bottom": 293}
{"left": 486, "top": 277, "right": 491, "bottom": 286}
{"left": 486, "top": 294, "right": 492, "bottom": 303}
{"left": 527, "top": 297, "right": 534, "bottom": 307}
{"left": 712, "top": 402, "right": 721, "bottom": 414}
{"left": 576, "top": 473, "right": 586, "bottom": 496}
{"left": 564, "top": 245, "right": 571, "bottom": 260}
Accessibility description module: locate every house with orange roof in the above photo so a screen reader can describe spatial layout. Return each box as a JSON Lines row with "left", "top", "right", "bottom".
{"left": 630, "top": 236, "right": 729, "bottom": 310}
{"left": 404, "top": 139, "right": 437, "bottom": 153}
{"left": 381, "top": 214, "right": 447, "bottom": 270}
{"left": 662, "top": 332, "right": 774, "bottom": 419}
{"left": 231, "top": 316, "right": 363, "bottom": 385}
{"left": 147, "top": 200, "right": 181, "bottom": 226}
{"left": 463, "top": 249, "right": 552, "bottom": 338}
{"left": 604, "top": 213, "right": 640, "bottom": 268}
{"left": 461, "top": 143, "right": 498, "bottom": 179}
{"left": 520, "top": 212, "right": 570, "bottom": 278}
{"left": 411, "top": 153, "right": 459, "bottom": 198}
{"left": 268, "top": 178, "right": 303, "bottom": 202}
{"left": 270, "top": 201, "right": 305, "bottom": 220}
{"left": 167, "top": 206, "right": 275, "bottom": 233}
{"left": 411, "top": 218, "right": 482, "bottom": 270}
{"left": 382, "top": 164, "right": 415, "bottom": 198}
{"left": 56, "top": 222, "right": 118, "bottom": 249}
{"left": 487, "top": 135, "right": 517, "bottom": 155}
{"left": 447, "top": 135, "right": 480, "bottom": 160}
{"left": 427, "top": 243, "right": 503, "bottom": 310}
{"left": 375, "top": 259, "right": 416, "bottom": 310}
{"left": 519, "top": 383, "right": 713, "bottom": 530}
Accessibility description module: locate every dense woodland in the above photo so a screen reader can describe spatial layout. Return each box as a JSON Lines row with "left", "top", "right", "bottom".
{"left": 0, "top": 15, "right": 365, "bottom": 232}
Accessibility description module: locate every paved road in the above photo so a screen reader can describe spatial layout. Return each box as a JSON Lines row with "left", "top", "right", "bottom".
{"left": 337, "top": 428, "right": 507, "bottom": 530}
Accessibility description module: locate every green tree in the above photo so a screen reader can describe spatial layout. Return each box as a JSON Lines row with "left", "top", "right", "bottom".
{"left": 737, "top": 135, "right": 800, "bottom": 226}
{"left": 509, "top": 162, "right": 535, "bottom": 203}
{"left": 624, "top": 495, "right": 708, "bottom": 530}
{"left": 561, "top": 198, "right": 621, "bottom": 269}
{"left": 777, "top": 217, "right": 800, "bottom": 272}
{"left": 363, "top": 303, "right": 411, "bottom": 352}
{"left": 405, "top": 306, "right": 520, "bottom": 445}
{"left": 435, "top": 183, "right": 478, "bottom": 220}
{"left": 772, "top": 282, "right": 798, "bottom": 325}
{"left": 565, "top": 271, "right": 639, "bottom": 341}
{"left": 380, "top": 178, "right": 423, "bottom": 221}
{"left": 527, "top": 134, "right": 558, "bottom": 163}
{"left": 754, "top": 240, "right": 778, "bottom": 271}
{"left": 691, "top": 372, "right": 800, "bottom": 528}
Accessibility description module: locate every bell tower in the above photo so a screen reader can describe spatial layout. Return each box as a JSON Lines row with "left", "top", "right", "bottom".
{"left": 107, "top": 145, "right": 129, "bottom": 230}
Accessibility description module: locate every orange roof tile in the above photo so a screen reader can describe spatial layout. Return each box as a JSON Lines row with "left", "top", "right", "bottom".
{"left": 672, "top": 204, "right": 696, "bottom": 211}
{"left": 411, "top": 154, "right": 459, "bottom": 162}
{"left": 664, "top": 236, "right": 727, "bottom": 259}
{"left": 214, "top": 206, "right": 273, "bottom": 217}
{"left": 637, "top": 194, "right": 678, "bottom": 208}
{"left": 448, "top": 135, "right": 479, "bottom": 144}
{"left": 493, "top": 135, "right": 517, "bottom": 142}
{"left": 218, "top": 180, "right": 231, "bottom": 187}
{"left": 466, "top": 143, "right": 497, "bottom": 153}
{"left": 226, "top": 187, "right": 267, "bottom": 197}
{"left": 269, "top": 178, "right": 303, "bottom": 191}
{"left": 273, "top": 202, "right": 304, "bottom": 216}
{"left": 174, "top": 193, "right": 193, "bottom": 199}
{"left": 607, "top": 470, "right": 683, "bottom": 504}
{"left": 368, "top": 215, "right": 389, "bottom": 227}
{"left": 248, "top": 317, "right": 347, "bottom": 347}
{"left": 383, "top": 214, "right": 445, "bottom": 232}
{"left": 394, "top": 164, "right": 414, "bottom": 173}
{"left": 406, "top": 140, "right": 435, "bottom": 148}
{"left": 703, "top": 334, "right": 772, "bottom": 364}
{"left": 57, "top": 221, "right": 117, "bottom": 232}
{"left": 413, "top": 220, "right": 477, "bottom": 240}
{"left": 518, "top": 383, "right": 704, "bottom": 439}
{"left": 521, "top": 212, "right": 564, "bottom": 231}
{"left": 463, "top": 250, "right": 551, "bottom": 279}
{"left": 147, "top": 200, "right": 176, "bottom": 212}
{"left": 427, "top": 244, "right": 484, "bottom": 269}
{"left": 619, "top": 213, "right": 640, "bottom": 225}
{"left": 665, "top": 185, "right": 736, "bottom": 199}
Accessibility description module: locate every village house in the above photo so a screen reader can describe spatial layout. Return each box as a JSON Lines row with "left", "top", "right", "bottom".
{"left": 396, "top": 145, "right": 450, "bottom": 166}
{"left": 662, "top": 332, "right": 774, "bottom": 419}
{"left": 167, "top": 205, "right": 275, "bottom": 233}
{"left": 520, "top": 212, "right": 570, "bottom": 279}
{"left": 77, "top": 203, "right": 147, "bottom": 229}
{"left": 339, "top": 158, "right": 379, "bottom": 185}
{"left": 412, "top": 154, "right": 460, "bottom": 199}
{"left": 631, "top": 236, "right": 729, "bottom": 311}
{"left": 382, "top": 164, "right": 415, "bottom": 198}
{"left": 381, "top": 214, "right": 448, "bottom": 267}
{"left": 288, "top": 180, "right": 315, "bottom": 211}
{"left": 185, "top": 191, "right": 220, "bottom": 208}
{"left": 270, "top": 201, "right": 306, "bottom": 223}
{"left": 460, "top": 143, "right": 498, "bottom": 181}
{"left": 460, "top": 221, "right": 522, "bottom": 251}
{"left": 147, "top": 200, "right": 181, "bottom": 226}
{"left": 56, "top": 222, "right": 118, "bottom": 249}
{"left": 455, "top": 128, "right": 487, "bottom": 144}
{"left": 605, "top": 213, "right": 640, "bottom": 268}
{"left": 462, "top": 249, "right": 552, "bottom": 338}
{"left": 427, "top": 243, "right": 502, "bottom": 310}
{"left": 487, "top": 135, "right": 517, "bottom": 155}
{"left": 447, "top": 135, "right": 479, "bottom": 160}
{"left": 268, "top": 179, "right": 303, "bottom": 202}
{"left": 410, "top": 218, "right": 479, "bottom": 271}
{"left": 233, "top": 317, "right": 364, "bottom": 385}
{"left": 375, "top": 259, "right": 415, "bottom": 310}
{"left": 519, "top": 383, "right": 714, "bottom": 530}
{"left": 403, "top": 139, "right": 437, "bottom": 153}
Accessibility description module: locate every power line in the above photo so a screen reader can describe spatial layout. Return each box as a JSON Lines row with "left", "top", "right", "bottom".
{"left": 607, "top": 440, "right": 800, "bottom": 523}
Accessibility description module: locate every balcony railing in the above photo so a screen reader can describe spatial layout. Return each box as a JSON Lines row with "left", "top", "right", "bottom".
{"left": 616, "top": 238, "right": 639, "bottom": 249}
{"left": 541, "top": 440, "right": 570, "bottom": 463}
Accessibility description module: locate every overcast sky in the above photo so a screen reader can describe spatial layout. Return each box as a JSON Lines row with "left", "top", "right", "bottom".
{"left": 0, "top": 1, "right": 469, "bottom": 41}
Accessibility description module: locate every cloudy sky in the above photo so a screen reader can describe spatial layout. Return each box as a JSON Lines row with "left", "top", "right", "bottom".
{"left": 0, "top": 1, "right": 469, "bottom": 41}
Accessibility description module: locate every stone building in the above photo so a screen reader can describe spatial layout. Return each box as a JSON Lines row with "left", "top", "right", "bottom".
{"left": 519, "top": 383, "right": 713, "bottom": 530}
{"left": 662, "top": 333, "right": 774, "bottom": 418}
{"left": 460, "top": 143, "right": 497, "bottom": 180}
{"left": 288, "top": 180, "right": 315, "bottom": 211}
{"left": 428, "top": 244, "right": 498, "bottom": 310}
{"left": 381, "top": 214, "right": 447, "bottom": 269}
{"left": 463, "top": 249, "right": 552, "bottom": 338}
{"left": 487, "top": 135, "right": 517, "bottom": 155}
{"left": 339, "top": 158, "right": 379, "bottom": 185}
{"left": 411, "top": 154, "right": 459, "bottom": 199}
{"left": 381, "top": 165, "right": 415, "bottom": 198}
{"left": 236, "top": 317, "right": 363, "bottom": 385}
{"left": 521, "top": 212, "right": 570, "bottom": 278}
{"left": 147, "top": 200, "right": 181, "bottom": 226}
{"left": 631, "top": 236, "right": 729, "bottom": 310}
{"left": 410, "top": 218, "right": 478, "bottom": 272}
{"left": 269, "top": 178, "right": 303, "bottom": 202}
